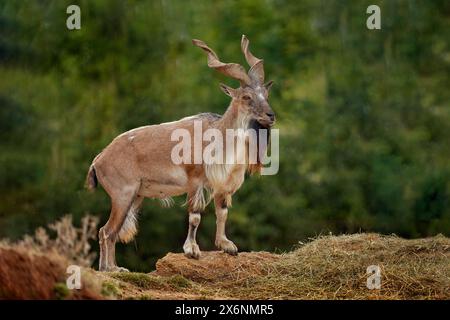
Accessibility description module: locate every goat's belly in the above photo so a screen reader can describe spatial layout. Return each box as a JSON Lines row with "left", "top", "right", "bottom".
{"left": 138, "top": 181, "right": 187, "bottom": 199}
{"left": 137, "top": 166, "right": 189, "bottom": 198}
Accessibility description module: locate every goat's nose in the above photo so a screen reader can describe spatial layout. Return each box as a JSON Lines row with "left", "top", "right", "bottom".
{"left": 266, "top": 112, "right": 275, "bottom": 121}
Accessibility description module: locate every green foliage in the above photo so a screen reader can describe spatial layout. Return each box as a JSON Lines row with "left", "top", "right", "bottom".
{"left": 110, "top": 272, "right": 191, "bottom": 290}
{"left": 167, "top": 275, "right": 192, "bottom": 289}
{"left": 110, "top": 272, "right": 161, "bottom": 290}
{"left": 0, "top": 0, "right": 449, "bottom": 271}
{"left": 53, "top": 282, "right": 70, "bottom": 300}
{"left": 101, "top": 281, "right": 120, "bottom": 297}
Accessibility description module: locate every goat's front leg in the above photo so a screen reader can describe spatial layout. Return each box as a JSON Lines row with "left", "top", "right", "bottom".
{"left": 183, "top": 212, "right": 201, "bottom": 259}
{"left": 214, "top": 194, "right": 238, "bottom": 255}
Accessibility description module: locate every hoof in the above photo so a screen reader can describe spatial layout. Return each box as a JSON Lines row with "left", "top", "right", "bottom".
{"left": 216, "top": 238, "right": 238, "bottom": 256}
{"left": 113, "top": 266, "right": 130, "bottom": 272}
{"left": 183, "top": 241, "right": 201, "bottom": 259}
{"left": 100, "top": 266, "right": 130, "bottom": 272}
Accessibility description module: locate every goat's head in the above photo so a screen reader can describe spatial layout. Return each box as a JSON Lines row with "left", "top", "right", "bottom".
{"left": 193, "top": 35, "right": 275, "bottom": 128}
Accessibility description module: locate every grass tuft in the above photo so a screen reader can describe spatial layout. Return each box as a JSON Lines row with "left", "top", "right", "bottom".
{"left": 109, "top": 272, "right": 164, "bottom": 290}
{"left": 53, "top": 283, "right": 70, "bottom": 300}
{"left": 101, "top": 281, "right": 120, "bottom": 297}
{"left": 167, "top": 275, "right": 192, "bottom": 289}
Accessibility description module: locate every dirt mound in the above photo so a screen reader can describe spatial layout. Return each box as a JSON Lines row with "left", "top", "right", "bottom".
{"left": 98, "top": 251, "right": 280, "bottom": 300}
{"left": 0, "top": 246, "right": 101, "bottom": 299}
{"left": 154, "top": 251, "right": 279, "bottom": 283}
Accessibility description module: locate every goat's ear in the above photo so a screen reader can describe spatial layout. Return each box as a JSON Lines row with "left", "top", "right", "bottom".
{"left": 219, "top": 83, "right": 237, "bottom": 98}
{"left": 264, "top": 80, "right": 274, "bottom": 91}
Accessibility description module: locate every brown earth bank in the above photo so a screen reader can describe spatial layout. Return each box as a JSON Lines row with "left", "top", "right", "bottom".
{"left": 0, "top": 246, "right": 101, "bottom": 299}
{"left": 1, "top": 233, "right": 449, "bottom": 300}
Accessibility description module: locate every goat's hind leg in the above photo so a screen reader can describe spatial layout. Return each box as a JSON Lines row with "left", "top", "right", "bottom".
{"left": 99, "top": 187, "right": 138, "bottom": 272}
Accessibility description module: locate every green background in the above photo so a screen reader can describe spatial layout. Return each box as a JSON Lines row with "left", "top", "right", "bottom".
{"left": 0, "top": 0, "right": 449, "bottom": 271}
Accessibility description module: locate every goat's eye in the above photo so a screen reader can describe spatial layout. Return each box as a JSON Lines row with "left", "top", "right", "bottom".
{"left": 242, "top": 95, "right": 252, "bottom": 101}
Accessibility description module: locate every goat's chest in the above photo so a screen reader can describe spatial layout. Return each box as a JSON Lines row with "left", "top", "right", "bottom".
{"left": 205, "top": 163, "right": 246, "bottom": 195}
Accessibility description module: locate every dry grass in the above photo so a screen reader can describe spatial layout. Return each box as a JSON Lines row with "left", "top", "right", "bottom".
{"left": 235, "top": 233, "right": 450, "bottom": 299}
{"left": 14, "top": 214, "right": 99, "bottom": 267}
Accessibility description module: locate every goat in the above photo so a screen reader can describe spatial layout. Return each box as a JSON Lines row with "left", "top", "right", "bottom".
{"left": 86, "top": 35, "right": 275, "bottom": 272}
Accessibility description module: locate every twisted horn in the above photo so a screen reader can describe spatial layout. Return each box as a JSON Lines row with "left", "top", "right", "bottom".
{"left": 192, "top": 39, "right": 251, "bottom": 87}
{"left": 241, "top": 35, "right": 264, "bottom": 84}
